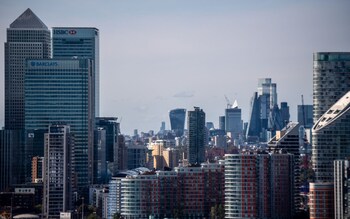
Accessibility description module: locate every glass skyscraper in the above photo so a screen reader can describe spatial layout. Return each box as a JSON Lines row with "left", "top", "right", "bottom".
{"left": 169, "top": 108, "right": 186, "bottom": 137}
{"left": 52, "top": 27, "right": 100, "bottom": 116}
{"left": 25, "top": 59, "right": 95, "bottom": 191}
{"left": 5, "top": 8, "right": 51, "bottom": 130}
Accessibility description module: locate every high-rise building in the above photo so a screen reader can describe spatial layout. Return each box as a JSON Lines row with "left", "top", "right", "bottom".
{"left": 334, "top": 159, "right": 350, "bottom": 219}
{"left": 0, "top": 130, "right": 24, "bottom": 191}
{"left": 297, "top": 105, "right": 313, "bottom": 128}
{"left": 268, "top": 122, "right": 301, "bottom": 212}
{"left": 31, "top": 156, "right": 43, "bottom": 183}
{"left": 52, "top": 27, "right": 100, "bottom": 116}
{"left": 169, "top": 109, "right": 186, "bottom": 137}
{"left": 25, "top": 59, "right": 95, "bottom": 191}
{"left": 94, "top": 127, "right": 107, "bottom": 184}
{"left": 219, "top": 116, "right": 225, "bottom": 131}
{"left": 225, "top": 102, "right": 242, "bottom": 141}
{"left": 280, "top": 102, "right": 290, "bottom": 126}
{"left": 247, "top": 78, "right": 284, "bottom": 142}
{"left": 5, "top": 8, "right": 51, "bottom": 130}
{"left": 187, "top": 107, "right": 206, "bottom": 165}
{"left": 43, "top": 124, "right": 73, "bottom": 218}
{"left": 308, "top": 182, "right": 334, "bottom": 219}
{"left": 313, "top": 52, "right": 350, "bottom": 123}
{"left": 95, "top": 117, "right": 120, "bottom": 176}
{"left": 312, "top": 91, "right": 350, "bottom": 182}
{"left": 224, "top": 152, "right": 295, "bottom": 219}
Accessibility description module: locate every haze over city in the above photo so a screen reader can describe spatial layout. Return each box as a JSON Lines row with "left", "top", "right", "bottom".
{"left": 1, "top": 0, "right": 350, "bottom": 134}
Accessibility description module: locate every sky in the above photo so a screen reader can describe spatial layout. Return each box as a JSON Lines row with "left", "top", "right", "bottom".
{"left": 0, "top": 1, "right": 349, "bottom": 135}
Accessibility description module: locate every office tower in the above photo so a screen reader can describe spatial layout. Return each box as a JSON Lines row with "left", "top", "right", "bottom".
{"left": 187, "top": 107, "right": 206, "bottom": 165}
{"left": 297, "top": 104, "right": 313, "bottom": 128}
{"left": 31, "top": 156, "right": 43, "bottom": 183}
{"left": 25, "top": 59, "right": 95, "bottom": 191}
{"left": 206, "top": 122, "right": 214, "bottom": 130}
{"left": 308, "top": 182, "right": 334, "bottom": 219}
{"left": 246, "top": 92, "right": 260, "bottom": 141}
{"left": 160, "top": 121, "right": 166, "bottom": 132}
{"left": 334, "top": 160, "right": 350, "bottom": 219}
{"left": 312, "top": 91, "right": 350, "bottom": 182}
{"left": 247, "top": 78, "right": 284, "bottom": 142}
{"left": 96, "top": 117, "right": 120, "bottom": 176}
{"left": 169, "top": 108, "right": 186, "bottom": 137}
{"left": 94, "top": 128, "right": 107, "bottom": 184}
{"left": 219, "top": 116, "right": 225, "bottom": 131}
{"left": 126, "top": 143, "right": 148, "bottom": 169}
{"left": 5, "top": 8, "right": 51, "bottom": 130}
{"left": 225, "top": 102, "right": 243, "bottom": 141}
{"left": 224, "top": 153, "right": 294, "bottom": 219}
{"left": 313, "top": 52, "right": 350, "bottom": 122}
{"left": 52, "top": 27, "right": 100, "bottom": 116}
{"left": 43, "top": 124, "right": 73, "bottom": 218}
{"left": 280, "top": 102, "right": 290, "bottom": 126}
{"left": 0, "top": 130, "right": 24, "bottom": 191}
{"left": 117, "top": 135, "right": 127, "bottom": 171}
{"left": 150, "top": 140, "right": 166, "bottom": 170}
{"left": 268, "top": 122, "right": 301, "bottom": 212}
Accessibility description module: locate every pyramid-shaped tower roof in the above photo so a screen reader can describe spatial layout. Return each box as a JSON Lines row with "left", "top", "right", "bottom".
{"left": 10, "top": 8, "right": 48, "bottom": 29}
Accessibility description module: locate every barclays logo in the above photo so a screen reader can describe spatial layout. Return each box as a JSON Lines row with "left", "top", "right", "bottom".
{"left": 31, "top": 61, "right": 58, "bottom": 67}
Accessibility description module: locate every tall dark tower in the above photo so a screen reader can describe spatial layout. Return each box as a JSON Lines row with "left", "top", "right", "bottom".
{"left": 5, "top": 8, "right": 51, "bottom": 130}
{"left": 169, "top": 108, "right": 186, "bottom": 137}
{"left": 187, "top": 107, "right": 205, "bottom": 165}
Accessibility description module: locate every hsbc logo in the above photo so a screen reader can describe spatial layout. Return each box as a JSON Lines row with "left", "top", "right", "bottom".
{"left": 54, "top": 29, "right": 77, "bottom": 35}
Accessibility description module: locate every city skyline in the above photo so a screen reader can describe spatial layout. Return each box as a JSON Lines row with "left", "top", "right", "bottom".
{"left": 1, "top": 1, "right": 350, "bottom": 134}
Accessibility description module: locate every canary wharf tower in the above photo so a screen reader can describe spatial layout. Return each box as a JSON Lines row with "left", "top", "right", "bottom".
{"left": 52, "top": 27, "right": 100, "bottom": 116}
{"left": 5, "top": 9, "right": 51, "bottom": 130}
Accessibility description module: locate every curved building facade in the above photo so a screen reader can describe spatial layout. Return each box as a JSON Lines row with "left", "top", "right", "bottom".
{"left": 169, "top": 108, "right": 186, "bottom": 137}
{"left": 313, "top": 52, "right": 350, "bottom": 123}
{"left": 312, "top": 91, "right": 350, "bottom": 182}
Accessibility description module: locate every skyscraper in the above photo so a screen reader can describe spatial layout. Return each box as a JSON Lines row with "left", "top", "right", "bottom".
{"left": 225, "top": 101, "right": 243, "bottom": 141}
{"left": 5, "top": 8, "right": 51, "bottom": 130}
{"left": 247, "top": 78, "right": 282, "bottom": 142}
{"left": 312, "top": 91, "right": 350, "bottom": 182}
{"left": 25, "top": 59, "right": 95, "bottom": 191}
{"left": 52, "top": 27, "right": 100, "bottom": 116}
{"left": 169, "top": 108, "right": 186, "bottom": 137}
{"left": 297, "top": 105, "right": 313, "bottom": 129}
{"left": 43, "top": 124, "right": 73, "bottom": 218}
{"left": 225, "top": 152, "right": 294, "bottom": 219}
{"left": 268, "top": 122, "right": 301, "bottom": 213}
{"left": 313, "top": 52, "right": 350, "bottom": 122}
{"left": 187, "top": 107, "right": 205, "bottom": 165}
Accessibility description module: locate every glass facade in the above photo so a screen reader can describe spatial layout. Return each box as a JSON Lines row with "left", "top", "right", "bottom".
{"left": 52, "top": 27, "right": 100, "bottom": 116}
{"left": 25, "top": 59, "right": 94, "bottom": 190}
{"left": 169, "top": 108, "right": 186, "bottom": 137}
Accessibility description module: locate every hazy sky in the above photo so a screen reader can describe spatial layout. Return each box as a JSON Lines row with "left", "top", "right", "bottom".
{"left": 0, "top": 1, "right": 349, "bottom": 135}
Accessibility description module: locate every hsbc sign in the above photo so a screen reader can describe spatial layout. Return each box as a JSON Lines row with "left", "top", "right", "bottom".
{"left": 53, "top": 29, "right": 77, "bottom": 35}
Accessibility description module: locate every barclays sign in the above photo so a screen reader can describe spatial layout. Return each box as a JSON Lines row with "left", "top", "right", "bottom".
{"left": 30, "top": 61, "right": 58, "bottom": 67}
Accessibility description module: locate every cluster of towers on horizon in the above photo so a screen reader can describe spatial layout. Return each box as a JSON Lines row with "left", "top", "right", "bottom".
{"left": 1, "top": 8, "right": 350, "bottom": 219}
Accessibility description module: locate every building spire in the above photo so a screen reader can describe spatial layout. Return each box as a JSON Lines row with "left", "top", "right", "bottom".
{"left": 10, "top": 8, "right": 48, "bottom": 29}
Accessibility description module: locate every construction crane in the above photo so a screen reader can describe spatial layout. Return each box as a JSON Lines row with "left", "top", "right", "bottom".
{"left": 224, "top": 95, "right": 232, "bottom": 109}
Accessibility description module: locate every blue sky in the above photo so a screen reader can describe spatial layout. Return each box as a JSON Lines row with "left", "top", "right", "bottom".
{"left": 1, "top": 1, "right": 350, "bottom": 134}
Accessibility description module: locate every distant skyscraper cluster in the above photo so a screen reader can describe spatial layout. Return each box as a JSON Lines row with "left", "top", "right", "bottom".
{"left": 246, "top": 78, "right": 289, "bottom": 142}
